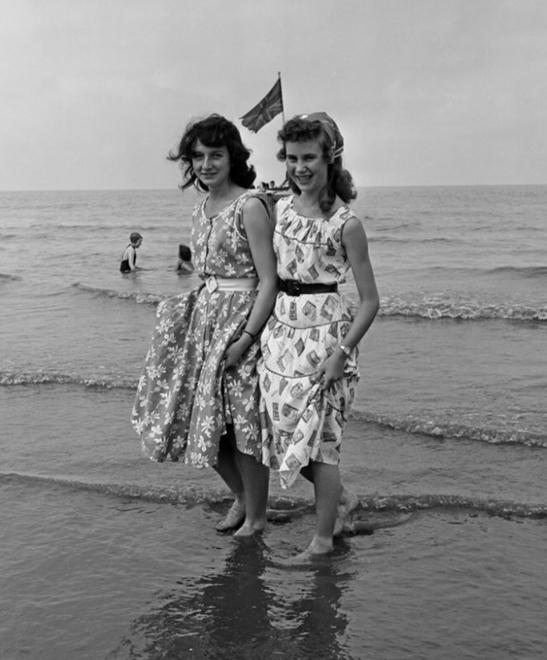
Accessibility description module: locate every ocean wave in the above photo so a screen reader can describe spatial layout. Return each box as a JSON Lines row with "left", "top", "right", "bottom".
{"left": 485, "top": 265, "right": 547, "bottom": 279}
{"left": 70, "top": 282, "right": 163, "bottom": 305}
{"left": 1, "top": 472, "right": 545, "bottom": 521}
{"left": 0, "top": 370, "right": 136, "bottom": 389}
{"left": 2, "top": 370, "right": 545, "bottom": 450}
{"left": 357, "top": 493, "right": 547, "bottom": 520}
{"left": 69, "top": 282, "right": 547, "bottom": 321}
{"left": 371, "top": 221, "right": 416, "bottom": 231}
{"left": 39, "top": 223, "right": 177, "bottom": 232}
{"left": 355, "top": 410, "right": 547, "bottom": 449}
{"left": 370, "top": 235, "right": 459, "bottom": 245}
{"left": 0, "top": 272, "right": 22, "bottom": 282}
{"left": 380, "top": 295, "right": 547, "bottom": 322}
{"left": 0, "top": 472, "right": 309, "bottom": 516}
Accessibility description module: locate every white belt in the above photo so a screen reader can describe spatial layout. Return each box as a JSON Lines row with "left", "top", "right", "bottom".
{"left": 203, "top": 275, "right": 258, "bottom": 293}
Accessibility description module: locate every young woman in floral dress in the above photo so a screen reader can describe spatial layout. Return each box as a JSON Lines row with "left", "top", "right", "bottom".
{"left": 259, "top": 112, "right": 380, "bottom": 558}
{"left": 132, "top": 114, "right": 277, "bottom": 537}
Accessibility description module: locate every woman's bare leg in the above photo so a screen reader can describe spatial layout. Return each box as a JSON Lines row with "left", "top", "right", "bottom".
{"left": 214, "top": 431, "right": 245, "bottom": 531}
{"left": 300, "top": 463, "right": 355, "bottom": 536}
{"left": 233, "top": 450, "right": 269, "bottom": 537}
{"left": 297, "top": 461, "right": 341, "bottom": 557}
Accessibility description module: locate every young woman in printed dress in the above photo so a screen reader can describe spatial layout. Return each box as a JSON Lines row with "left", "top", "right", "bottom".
{"left": 132, "top": 114, "right": 277, "bottom": 537}
{"left": 259, "top": 112, "right": 380, "bottom": 558}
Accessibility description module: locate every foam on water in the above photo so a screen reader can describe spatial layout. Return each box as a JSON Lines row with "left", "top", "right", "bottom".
{"left": 70, "top": 281, "right": 165, "bottom": 305}
{"left": 2, "top": 370, "right": 546, "bottom": 449}
{"left": 2, "top": 471, "right": 546, "bottom": 520}
{"left": 380, "top": 294, "right": 547, "bottom": 321}
{"left": 67, "top": 280, "right": 547, "bottom": 322}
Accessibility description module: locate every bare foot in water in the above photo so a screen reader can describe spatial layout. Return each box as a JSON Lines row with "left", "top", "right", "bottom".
{"left": 282, "top": 536, "right": 333, "bottom": 565}
{"left": 216, "top": 500, "right": 245, "bottom": 532}
{"left": 233, "top": 520, "right": 266, "bottom": 538}
{"left": 333, "top": 488, "right": 360, "bottom": 537}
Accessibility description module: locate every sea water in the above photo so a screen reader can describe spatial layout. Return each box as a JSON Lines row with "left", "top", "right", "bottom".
{"left": 1, "top": 186, "right": 546, "bottom": 659}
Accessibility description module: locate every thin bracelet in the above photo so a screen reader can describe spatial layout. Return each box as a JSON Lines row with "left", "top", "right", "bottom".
{"left": 338, "top": 344, "right": 352, "bottom": 358}
{"left": 242, "top": 329, "right": 257, "bottom": 340}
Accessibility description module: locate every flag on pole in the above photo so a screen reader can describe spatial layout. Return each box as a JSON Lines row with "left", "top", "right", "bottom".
{"left": 240, "top": 77, "right": 284, "bottom": 132}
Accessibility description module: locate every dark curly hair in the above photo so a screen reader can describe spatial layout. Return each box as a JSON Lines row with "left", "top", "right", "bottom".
{"left": 168, "top": 114, "right": 256, "bottom": 191}
{"left": 277, "top": 115, "right": 356, "bottom": 212}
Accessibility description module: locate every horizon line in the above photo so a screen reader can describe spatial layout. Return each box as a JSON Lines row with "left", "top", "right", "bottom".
{"left": 1, "top": 182, "right": 546, "bottom": 194}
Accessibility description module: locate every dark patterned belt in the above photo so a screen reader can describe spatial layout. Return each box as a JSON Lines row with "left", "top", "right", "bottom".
{"left": 279, "top": 279, "right": 338, "bottom": 296}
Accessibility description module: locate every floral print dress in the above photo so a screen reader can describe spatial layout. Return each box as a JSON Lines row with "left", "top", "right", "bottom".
{"left": 132, "top": 191, "right": 264, "bottom": 466}
{"left": 258, "top": 196, "right": 360, "bottom": 488}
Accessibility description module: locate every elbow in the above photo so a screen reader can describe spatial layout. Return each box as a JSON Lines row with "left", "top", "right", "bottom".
{"left": 369, "top": 292, "right": 380, "bottom": 319}
{"left": 374, "top": 293, "right": 380, "bottom": 315}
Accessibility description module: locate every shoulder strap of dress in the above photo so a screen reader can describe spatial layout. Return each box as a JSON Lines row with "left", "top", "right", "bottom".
{"left": 194, "top": 196, "right": 206, "bottom": 217}
{"left": 333, "top": 206, "right": 359, "bottom": 246}
{"left": 275, "top": 194, "right": 292, "bottom": 217}
{"left": 232, "top": 190, "right": 275, "bottom": 239}
{"left": 336, "top": 205, "right": 357, "bottom": 226}
{"left": 234, "top": 190, "right": 272, "bottom": 221}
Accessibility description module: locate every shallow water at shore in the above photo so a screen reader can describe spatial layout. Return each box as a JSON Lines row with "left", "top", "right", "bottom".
{"left": 1, "top": 185, "right": 546, "bottom": 657}
{"left": 2, "top": 478, "right": 545, "bottom": 660}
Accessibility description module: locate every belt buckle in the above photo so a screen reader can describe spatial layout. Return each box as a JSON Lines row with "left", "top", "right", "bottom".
{"left": 205, "top": 276, "right": 218, "bottom": 293}
{"left": 286, "top": 280, "right": 301, "bottom": 296}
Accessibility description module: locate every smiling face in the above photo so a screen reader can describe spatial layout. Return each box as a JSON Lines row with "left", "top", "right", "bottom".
{"left": 191, "top": 139, "right": 231, "bottom": 190}
{"left": 284, "top": 139, "right": 329, "bottom": 196}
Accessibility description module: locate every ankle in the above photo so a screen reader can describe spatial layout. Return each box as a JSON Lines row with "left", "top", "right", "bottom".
{"left": 308, "top": 535, "right": 334, "bottom": 555}
{"left": 233, "top": 519, "right": 266, "bottom": 537}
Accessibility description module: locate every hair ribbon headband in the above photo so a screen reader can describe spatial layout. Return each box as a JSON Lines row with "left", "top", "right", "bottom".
{"left": 299, "top": 112, "right": 344, "bottom": 158}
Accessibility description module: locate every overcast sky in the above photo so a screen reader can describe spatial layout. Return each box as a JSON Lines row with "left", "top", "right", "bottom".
{"left": 2, "top": 0, "right": 546, "bottom": 190}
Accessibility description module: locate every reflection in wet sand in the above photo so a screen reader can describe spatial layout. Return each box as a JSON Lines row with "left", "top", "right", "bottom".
{"left": 118, "top": 536, "right": 351, "bottom": 658}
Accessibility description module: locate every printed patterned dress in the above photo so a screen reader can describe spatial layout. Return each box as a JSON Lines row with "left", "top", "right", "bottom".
{"left": 258, "top": 196, "right": 359, "bottom": 488}
{"left": 132, "top": 191, "right": 264, "bottom": 465}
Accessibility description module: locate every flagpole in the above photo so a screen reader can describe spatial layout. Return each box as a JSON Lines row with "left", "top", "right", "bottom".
{"left": 278, "top": 71, "right": 285, "bottom": 125}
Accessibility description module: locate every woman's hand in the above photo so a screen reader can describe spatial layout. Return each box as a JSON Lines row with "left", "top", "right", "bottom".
{"left": 224, "top": 335, "right": 253, "bottom": 369}
{"left": 314, "top": 351, "right": 346, "bottom": 391}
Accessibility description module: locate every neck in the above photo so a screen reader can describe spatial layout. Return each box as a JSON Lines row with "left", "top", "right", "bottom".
{"left": 207, "top": 181, "right": 236, "bottom": 200}
{"left": 299, "top": 190, "right": 319, "bottom": 205}
{"left": 296, "top": 191, "right": 322, "bottom": 214}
